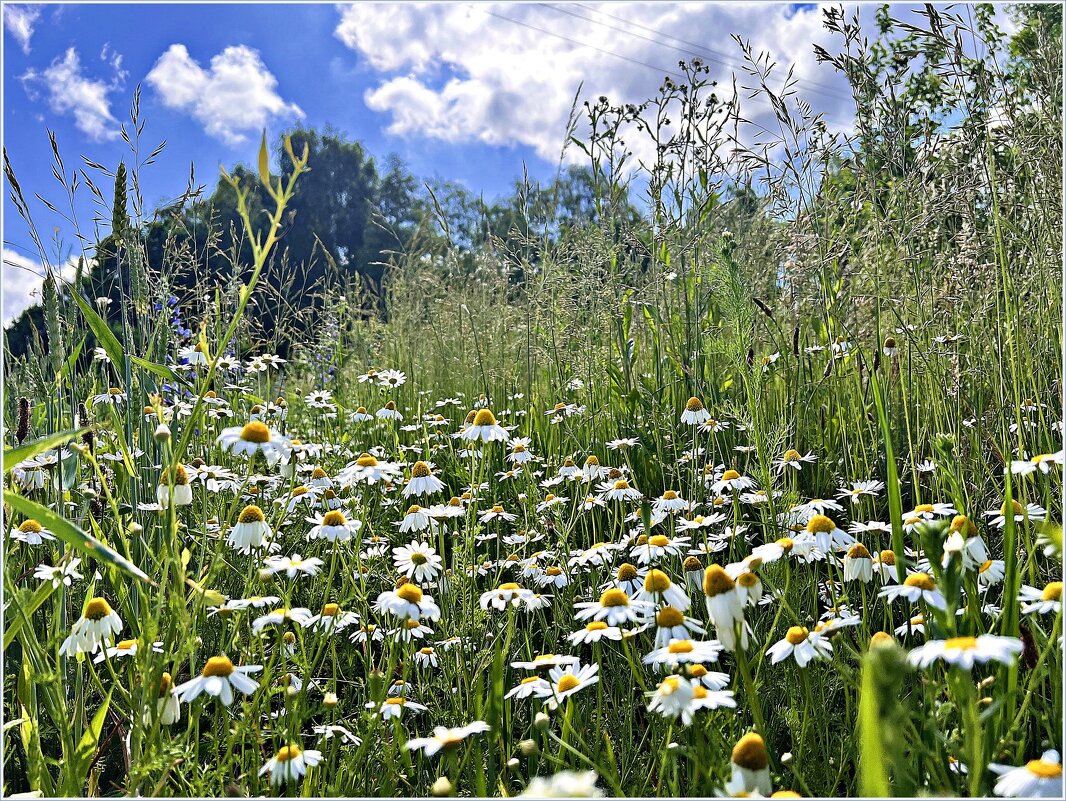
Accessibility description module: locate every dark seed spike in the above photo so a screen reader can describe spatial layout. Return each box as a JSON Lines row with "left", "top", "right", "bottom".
{"left": 15, "top": 397, "right": 30, "bottom": 444}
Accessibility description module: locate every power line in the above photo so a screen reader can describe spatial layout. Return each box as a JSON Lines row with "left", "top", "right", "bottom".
{"left": 476, "top": 5, "right": 854, "bottom": 138}
{"left": 480, "top": 8, "right": 685, "bottom": 80}
{"left": 565, "top": 1, "right": 855, "bottom": 104}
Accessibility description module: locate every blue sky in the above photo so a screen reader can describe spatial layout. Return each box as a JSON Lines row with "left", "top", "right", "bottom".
{"left": 6, "top": 2, "right": 1006, "bottom": 324}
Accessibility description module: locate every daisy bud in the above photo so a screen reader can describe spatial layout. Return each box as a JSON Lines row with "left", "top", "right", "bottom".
{"left": 870, "top": 631, "right": 895, "bottom": 649}
{"left": 431, "top": 777, "right": 453, "bottom": 797}
{"left": 369, "top": 669, "right": 386, "bottom": 699}
{"left": 154, "top": 423, "right": 171, "bottom": 442}
{"left": 323, "top": 692, "right": 339, "bottom": 708}
{"left": 506, "top": 758, "right": 520, "bottom": 769}
{"left": 519, "top": 738, "right": 538, "bottom": 756}
{"left": 129, "top": 522, "right": 143, "bottom": 535}
{"left": 534, "top": 711, "right": 550, "bottom": 730}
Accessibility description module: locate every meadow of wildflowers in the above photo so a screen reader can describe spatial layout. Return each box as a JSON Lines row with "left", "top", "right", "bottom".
{"left": 2, "top": 5, "right": 1063, "bottom": 799}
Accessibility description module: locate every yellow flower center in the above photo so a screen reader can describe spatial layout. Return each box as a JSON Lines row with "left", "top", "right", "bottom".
{"left": 322, "top": 603, "right": 340, "bottom": 617}
{"left": 949, "top": 515, "right": 977, "bottom": 537}
{"left": 500, "top": 582, "right": 522, "bottom": 591}
{"left": 276, "top": 745, "right": 301, "bottom": 762}
{"left": 239, "top": 421, "right": 271, "bottom": 443}
{"left": 472, "top": 409, "right": 498, "bottom": 427}
{"left": 614, "top": 480, "right": 631, "bottom": 490}
{"left": 84, "top": 598, "right": 113, "bottom": 621}
{"left": 292, "top": 486, "right": 310, "bottom": 497}
{"left": 738, "top": 571, "right": 759, "bottom": 588}
{"left": 806, "top": 514, "right": 836, "bottom": 534}
{"left": 584, "top": 456, "right": 599, "bottom": 466}
{"left": 322, "top": 510, "right": 347, "bottom": 527}
{"left": 644, "top": 569, "right": 672, "bottom": 593}
{"left": 238, "top": 505, "right": 266, "bottom": 524}
{"left": 600, "top": 589, "right": 630, "bottom": 607}
{"left": 410, "top": 552, "right": 429, "bottom": 566}
{"left": 667, "top": 640, "right": 694, "bottom": 654}
{"left": 406, "top": 505, "right": 422, "bottom": 515}
{"left": 18, "top": 520, "right": 43, "bottom": 534}
{"left": 1026, "top": 759, "right": 1063, "bottom": 779}
{"left": 785, "top": 626, "right": 809, "bottom": 645}
{"left": 556, "top": 674, "right": 581, "bottom": 693}
{"left": 702, "top": 565, "right": 735, "bottom": 597}
{"left": 944, "top": 636, "right": 977, "bottom": 651}
{"left": 202, "top": 656, "right": 235, "bottom": 677}
{"left": 617, "top": 563, "right": 638, "bottom": 581}
{"left": 783, "top": 449, "right": 801, "bottom": 462}
{"left": 546, "top": 567, "right": 563, "bottom": 577}
{"left": 397, "top": 584, "right": 424, "bottom": 603}
{"left": 1001, "top": 500, "right": 1025, "bottom": 516}
{"left": 1041, "top": 582, "right": 1062, "bottom": 601}
{"left": 662, "top": 491, "right": 678, "bottom": 500}
{"left": 649, "top": 535, "right": 670, "bottom": 547}
{"left": 657, "top": 606, "right": 685, "bottom": 628}
{"left": 408, "top": 462, "right": 430, "bottom": 481}
{"left": 777, "top": 537, "right": 794, "bottom": 553}
{"left": 847, "top": 543, "right": 871, "bottom": 559}
{"left": 732, "top": 733, "right": 769, "bottom": 770}
{"left": 586, "top": 621, "right": 608, "bottom": 631}
{"left": 904, "top": 573, "right": 936, "bottom": 591}
{"left": 879, "top": 550, "right": 896, "bottom": 565}
{"left": 385, "top": 401, "right": 396, "bottom": 410}
{"left": 685, "top": 397, "right": 704, "bottom": 412}
{"left": 420, "top": 647, "right": 434, "bottom": 655}
{"left": 115, "top": 639, "right": 136, "bottom": 651}
{"left": 721, "top": 469, "right": 741, "bottom": 482}
{"left": 356, "top": 453, "right": 378, "bottom": 467}
{"left": 914, "top": 504, "right": 934, "bottom": 514}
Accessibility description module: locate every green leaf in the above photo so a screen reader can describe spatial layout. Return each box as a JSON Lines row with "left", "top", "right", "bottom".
{"left": 129, "top": 354, "right": 186, "bottom": 386}
{"left": 258, "top": 131, "right": 271, "bottom": 187}
{"left": 68, "top": 690, "right": 111, "bottom": 795}
{"left": 4, "top": 491, "right": 156, "bottom": 586}
{"left": 858, "top": 653, "right": 891, "bottom": 796}
{"left": 18, "top": 658, "right": 54, "bottom": 795}
{"left": 69, "top": 289, "right": 127, "bottom": 379}
{"left": 4, "top": 580, "right": 57, "bottom": 650}
{"left": 60, "top": 335, "right": 87, "bottom": 381}
{"left": 870, "top": 366, "right": 906, "bottom": 583}
{"left": 4, "top": 429, "right": 87, "bottom": 473}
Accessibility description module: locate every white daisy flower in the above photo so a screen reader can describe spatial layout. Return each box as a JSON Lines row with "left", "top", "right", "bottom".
{"left": 908, "top": 635, "right": 1023, "bottom": 670}
{"left": 259, "top": 743, "right": 323, "bottom": 787}
{"left": 173, "top": 656, "right": 261, "bottom": 705}
{"left": 405, "top": 721, "right": 491, "bottom": 757}
{"left": 59, "top": 597, "right": 123, "bottom": 657}
{"left": 991, "top": 750, "right": 1063, "bottom": 798}
{"left": 216, "top": 421, "right": 291, "bottom": 466}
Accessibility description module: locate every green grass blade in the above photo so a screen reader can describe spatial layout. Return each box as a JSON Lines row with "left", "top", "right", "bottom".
{"left": 4, "top": 429, "right": 87, "bottom": 473}
{"left": 4, "top": 491, "right": 156, "bottom": 586}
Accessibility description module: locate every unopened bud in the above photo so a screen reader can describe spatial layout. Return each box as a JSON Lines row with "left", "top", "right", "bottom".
{"left": 154, "top": 423, "right": 172, "bottom": 442}
{"left": 431, "top": 777, "right": 453, "bottom": 797}
{"left": 534, "top": 711, "right": 550, "bottom": 730}
{"left": 519, "top": 738, "right": 538, "bottom": 756}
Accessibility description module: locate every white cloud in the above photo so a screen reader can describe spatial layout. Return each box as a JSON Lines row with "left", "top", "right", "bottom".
{"left": 1, "top": 250, "right": 80, "bottom": 327}
{"left": 146, "top": 44, "right": 304, "bottom": 145}
{"left": 336, "top": 3, "right": 858, "bottom": 164}
{"left": 3, "top": 4, "right": 41, "bottom": 54}
{"left": 20, "top": 48, "right": 122, "bottom": 141}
